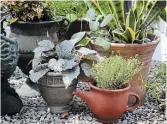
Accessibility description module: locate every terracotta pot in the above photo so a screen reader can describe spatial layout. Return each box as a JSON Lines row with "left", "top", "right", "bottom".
{"left": 90, "top": 36, "right": 160, "bottom": 105}
{"left": 73, "top": 80, "right": 140, "bottom": 123}
{"left": 66, "top": 20, "right": 90, "bottom": 39}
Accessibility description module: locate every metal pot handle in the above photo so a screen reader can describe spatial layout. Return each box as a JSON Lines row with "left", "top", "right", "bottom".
{"left": 58, "top": 17, "right": 70, "bottom": 39}
{"left": 126, "top": 92, "right": 140, "bottom": 111}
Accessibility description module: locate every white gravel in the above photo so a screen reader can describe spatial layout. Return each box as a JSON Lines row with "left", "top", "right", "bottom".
{"left": 1, "top": 61, "right": 166, "bottom": 124}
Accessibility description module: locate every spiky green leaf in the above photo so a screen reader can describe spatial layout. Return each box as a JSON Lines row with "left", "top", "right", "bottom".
{"left": 126, "top": 9, "right": 136, "bottom": 31}
{"left": 142, "top": 1, "right": 166, "bottom": 29}
{"left": 100, "top": 14, "right": 113, "bottom": 27}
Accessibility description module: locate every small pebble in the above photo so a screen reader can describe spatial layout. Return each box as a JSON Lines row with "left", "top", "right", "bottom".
{"left": 1, "top": 61, "right": 166, "bottom": 124}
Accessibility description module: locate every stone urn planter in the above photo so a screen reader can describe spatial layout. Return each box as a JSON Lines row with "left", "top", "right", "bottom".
{"left": 90, "top": 35, "right": 160, "bottom": 105}
{"left": 9, "top": 19, "right": 69, "bottom": 75}
{"left": 73, "top": 80, "right": 140, "bottom": 123}
{"left": 38, "top": 72, "right": 77, "bottom": 114}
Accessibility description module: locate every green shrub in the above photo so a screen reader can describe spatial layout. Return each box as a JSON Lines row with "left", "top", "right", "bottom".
{"left": 90, "top": 55, "right": 141, "bottom": 89}
{"left": 144, "top": 62, "right": 166, "bottom": 108}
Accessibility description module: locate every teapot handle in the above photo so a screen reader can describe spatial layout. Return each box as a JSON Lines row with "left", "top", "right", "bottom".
{"left": 126, "top": 92, "right": 140, "bottom": 111}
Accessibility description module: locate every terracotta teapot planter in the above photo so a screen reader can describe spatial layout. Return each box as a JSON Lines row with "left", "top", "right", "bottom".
{"left": 73, "top": 80, "right": 140, "bottom": 123}
{"left": 90, "top": 35, "right": 160, "bottom": 105}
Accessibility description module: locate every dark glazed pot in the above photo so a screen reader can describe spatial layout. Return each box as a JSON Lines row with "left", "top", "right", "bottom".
{"left": 9, "top": 20, "right": 69, "bottom": 91}
{"left": 90, "top": 35, "right": 160, "bottom": 106}
{"left": 73, "top": 80, "right": 140, "bottom": 123}
{"left": 38, "top": 72, "right": 77, "bottom": 114}
{"left": 10, "top": 20, "right": 68, "bottom": 52}
{"left": 66, "top": 20, "right": 90, "bottom": 39}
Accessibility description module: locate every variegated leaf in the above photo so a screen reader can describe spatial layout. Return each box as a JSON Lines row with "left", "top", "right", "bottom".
{"left": 80, "top": 62, "right": 92, "bottom": 77}
{"left": 66, "top": 14, "right": 77, "bottom": 22}
{"left": 33, "top": 63, "right": 48, "bottom": 72}
{"left": 32, "top": 58, "right": 41, "bottom": 69}
{"left": 71, "top": 32, "right": 86, "bottom": 43}
{"left": 100, "top": 14, "right": 113, "bottom": 27}
{"left": 56, "top": 40, "right": 74, "bottom": 57}
{"left": 48, "top": 58, "right": 57, "bottom": 70}
{"left": 37, "top": 40, "right": 54, "bottom": 51}
{"left": 86, "top": 8, "right": 96, "bottom": 21}
{"left": 62, "top": 57, "right": 80, "bottom": 70}
{"left": 62, "top": 66, "right": 80, "bottom": 88}
{"left": 77, "top": 47, "right": 97, "bottom": 56}
{"left": 89, "top": 21, "right": 99, "bottom": 31}
{"left": 95, "top": 37, "right": 110, "bottom": 50}
{"left": 33, "top": 47, "right": 43, "bottom": 58}
{"left": 96, "top": 15, "right": 104, "bottom": 22}
{"left": 29, "top": 68, "right": 49, "bottom": 83}
{"left": 83, "top": 53, "right": 104, "bottom": 62}
{"left": 53, "top": 59, "right": 65, "bottom": 72}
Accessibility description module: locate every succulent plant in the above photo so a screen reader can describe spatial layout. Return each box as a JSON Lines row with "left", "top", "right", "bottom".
{"left": 76, "top": 8, "right": 113, "bottom": 50}
{"left": 89, "top": 0, "right": 166, "bottom": 44}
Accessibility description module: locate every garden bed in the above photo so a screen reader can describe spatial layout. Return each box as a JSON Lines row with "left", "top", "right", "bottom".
{"left": 0, "top": 60, "right": 166, "bottom": 124}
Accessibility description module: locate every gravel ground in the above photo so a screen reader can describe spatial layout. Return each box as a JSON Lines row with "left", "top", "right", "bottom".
{"left": 1, "top": 60, "right": 166, "bottom": 124}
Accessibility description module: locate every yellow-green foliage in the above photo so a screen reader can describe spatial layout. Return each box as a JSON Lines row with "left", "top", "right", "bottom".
{"left": 91, "top": 55, "right": 141, "bottom": 89}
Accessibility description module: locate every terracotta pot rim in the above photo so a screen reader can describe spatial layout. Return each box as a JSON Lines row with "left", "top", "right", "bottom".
{"left": 110, "top": 36, "right": 160, "bottom": 48}
{"left": 88, "top": 79, "right": 130, "bottom": 92}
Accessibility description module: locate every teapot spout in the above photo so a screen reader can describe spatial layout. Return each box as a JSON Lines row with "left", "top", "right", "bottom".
{"left": 73, "top": 89, "right": 92, "bottom": 104}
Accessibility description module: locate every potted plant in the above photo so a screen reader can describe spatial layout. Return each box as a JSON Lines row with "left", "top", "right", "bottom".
{"left": 1, "top": 1, "right": 69, "bottom": 76}
{"left": 28, "top": 32, "right": 97, "bottom": 113}
{"left": 80, "top": 1, "right": 166, "bottom": 105}
{"left": 73, "top": 55, "right": 141, "bottom": 123}
{"left": 47, "top": 0, "right": 90, "bottom": 39}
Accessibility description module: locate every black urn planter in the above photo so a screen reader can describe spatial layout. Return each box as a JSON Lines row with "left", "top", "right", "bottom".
{"left": 66, "top": 20, "right": 90, "bottom": 39}
{"left": 9, "top": 19, "right": 68, "bottom": 76}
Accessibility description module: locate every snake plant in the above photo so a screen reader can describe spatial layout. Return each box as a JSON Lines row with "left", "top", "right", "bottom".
{"left": 90, "top": 0, "right": 166, "bottom": 44}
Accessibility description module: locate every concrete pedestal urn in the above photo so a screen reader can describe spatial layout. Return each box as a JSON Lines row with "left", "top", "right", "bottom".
{"left": 38, "top": 72, "right": 77, "bottom": 114}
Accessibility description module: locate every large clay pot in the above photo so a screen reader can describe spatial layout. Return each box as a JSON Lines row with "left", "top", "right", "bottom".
{"left": 73, "top": 80, "right": 140, "bottom": 123}
{"left": 90, "top": 36, "right": 160, "bottom": 105}
{"left": 38, "top": 72, "right": 77, "bottom": 114}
